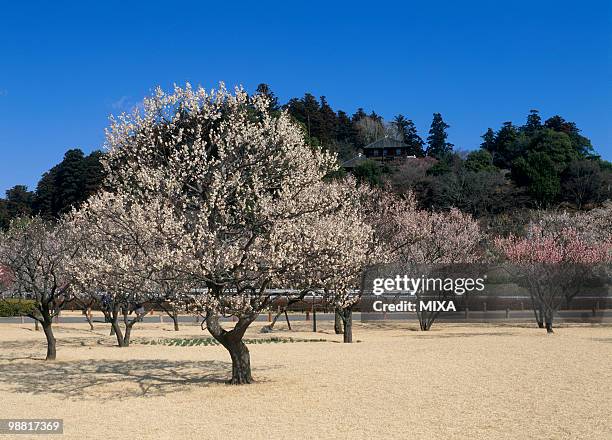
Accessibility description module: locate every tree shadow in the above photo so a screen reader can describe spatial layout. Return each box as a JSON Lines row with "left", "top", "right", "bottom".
{"left": 0, "top": 359, "right": 274, "bottom": 399}
{"left": 412, "top": 331, "right": 516, "bottom": 339}
{"left": 592, "top": 337, "right": 612, "bottom": 344}
{"left": 0, "top": 336, "right": 113, "bottom": 361}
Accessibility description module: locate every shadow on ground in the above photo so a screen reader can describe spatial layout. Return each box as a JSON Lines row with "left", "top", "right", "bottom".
{"left": 0, "top": 336, "right": 114, "bottom": 360}
{"left": 0, "top": 358, "right": 274, "bottom": 399}
{"left": 412, "top": 331, "right": 516, "bottom": 339}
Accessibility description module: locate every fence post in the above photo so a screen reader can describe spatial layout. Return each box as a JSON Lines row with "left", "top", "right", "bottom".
{"left": 464, "top": 307, "right": 469, "bottom": 320}
{"left": 159, "top": 314, "right": 164, "bottom": 323}
{"left": 505, "top": 308, "right": 510, "bottom": 319}
{"left": 268, "top": 311, "right": 272, "bottom": 322}
{"left": 20, "top": 315, "right": 24, "bottom": 324}
{"left": 483, "top": 302, "right": 487, "bottom": 313}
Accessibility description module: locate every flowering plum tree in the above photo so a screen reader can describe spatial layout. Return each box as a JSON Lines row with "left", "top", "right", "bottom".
{"left": 0, "top": 264, "right": 13, "bottom": 293}
{"left": 101, "top": 83, "right": 371, "bottom": 383}
{"left": 362, "top": 188, "right": 483, "bottom": 330}
{"left": 67, "top": 191, "right": 187, "bottom": 347}
{"left": 0, "top": 218, "right": 77, "bottom": 359}
{"left": 495, "top": 222, "right": 611, "bottom": 333}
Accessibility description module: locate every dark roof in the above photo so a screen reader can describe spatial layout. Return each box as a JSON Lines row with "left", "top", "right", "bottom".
{"left": 363, "top": 137, "right": 407, "bottom": 150}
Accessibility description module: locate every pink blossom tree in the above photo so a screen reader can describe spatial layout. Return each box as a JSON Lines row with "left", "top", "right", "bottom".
{"left": 369, "top": 189, "right": 484, "bottom": 330}
{"left": 495, "top": 222, "right": 611, "bottom": 333}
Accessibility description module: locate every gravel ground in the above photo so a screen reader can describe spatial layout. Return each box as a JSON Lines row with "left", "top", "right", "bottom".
{"left": 0, "top": 320, "right": 610, "bottom": 440}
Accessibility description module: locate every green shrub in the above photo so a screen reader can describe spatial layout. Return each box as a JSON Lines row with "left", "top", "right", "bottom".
{"left": 0, "top": 299, "right": 36, "bottom": 317}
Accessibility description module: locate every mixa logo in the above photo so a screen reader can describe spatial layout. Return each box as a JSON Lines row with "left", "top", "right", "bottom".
{"left": 372, "top": 300, "right": 457, "bottom": 313}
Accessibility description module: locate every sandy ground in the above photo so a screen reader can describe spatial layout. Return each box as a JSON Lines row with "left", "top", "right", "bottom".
{"left": 0, "top": 317, "right": 610, "bottom": 440}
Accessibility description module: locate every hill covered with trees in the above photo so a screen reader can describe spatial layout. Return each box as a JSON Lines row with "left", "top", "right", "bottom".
{"left": 1, "top": 83, "right": 610, "bottom": 231}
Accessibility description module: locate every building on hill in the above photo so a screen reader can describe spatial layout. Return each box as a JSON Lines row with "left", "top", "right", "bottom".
{"left": 362, "top": 137, "right": 415, "bottom": 160}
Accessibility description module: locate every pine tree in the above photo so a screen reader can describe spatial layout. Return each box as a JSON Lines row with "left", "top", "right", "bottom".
{"left": 405, "top": 119, "right": 425, "bottom": 157}
{"left": 319, "top": 96, "right": 338, "bottom": 145}
{"left": 4, "top": 185, "right": 34, "bottom": 219}
{"left": 55, "top": 149, "right": 86, "bottom": 215}
{"left": 34, "top": 168, "right": 59, "bottom": 219}
{"left": 492, "top": 122, "right": 519, "bottom": 169}
{"left": 480, "top": 128, "right": 496, "bottom": 151}
{"left": 393, "top": 115, "right": 409, "bottom": 141}
{"left": 337, "top": 110, "right": 356, "bottom": 143}
{"left": 426, "top": 113, "right": 453, "bottom": 159}
{"left": 524, "top": 109, "right": 542, "bottom": 132}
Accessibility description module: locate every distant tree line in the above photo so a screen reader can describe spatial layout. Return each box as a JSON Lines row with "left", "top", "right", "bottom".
{"left": 1, "top": 84, "right": 610, "bottom": 231}
{"left": 0, "top": 149, "right": 104, "bottom": 229}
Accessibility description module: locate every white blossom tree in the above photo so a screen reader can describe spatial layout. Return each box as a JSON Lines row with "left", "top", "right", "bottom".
{"left": 0, "top": 217, "right": 78, "bottom": 360}
{"left": 101, "top": 83, "right": 370, "bottom": 383}
{"left": 67, "top": 191, "right": 187, "bottom": 347}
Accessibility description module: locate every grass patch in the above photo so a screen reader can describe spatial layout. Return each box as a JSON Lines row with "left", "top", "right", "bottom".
{"left": 139, "top": 336, "right": 327, "bottom": 347}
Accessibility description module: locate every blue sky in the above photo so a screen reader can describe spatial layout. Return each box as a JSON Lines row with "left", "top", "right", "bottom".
{"left": 1, "top": 0, "right": 611, "bottom": 195}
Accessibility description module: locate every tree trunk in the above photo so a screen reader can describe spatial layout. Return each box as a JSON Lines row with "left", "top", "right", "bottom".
{"left": 544, "top": 310, "right": 554, "bottom": 334}
{"left": 537, "top": 305, "right": 545, "bottom": 328}
{"left": 42, "top": 320, "right": 56, "bottom": 360}
{"left": 227, "top": 340, "right": 252, "bottom": 384}
{"left": 342, "top": 308, "right": 353, "bottom": 343}
{"left": 171, "top": 313, "right": 179, "bottom": 331}
{"left": 206, "top": 312, "right": 255, "bottom": 384}
{"left": 334, "top": 308, "right": 344, "bottom": 334}
{"left": 85, "top": 313, "right": 94, "bottom": 331}
{"left": 416, "top": 308, "right": 429, "bottom": 331}
{"left": 111, "top": 319, "right": 126, "bottom": 347}
{"left": 123, "top": 324, "right": 133, "bottom": 346}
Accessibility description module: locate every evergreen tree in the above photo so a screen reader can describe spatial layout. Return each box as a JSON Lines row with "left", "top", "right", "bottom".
{"left": 351, "top": 108, "right": 367, "bottom": 123}
{"left": 524, "top": 109, "right": 542, "bottom": 132}
{"left": 464, "top": 150, "right": 496, "bottom": 172}
{"left": 544, "top": 115, "right": 594, "bottom": 158}
{"left": 0, "top": 185, "right": 34, "bottom": 230}
{"left": 34, "top": 167, "right": 59, "bottom": 219}
{"left": 512, "top": 151, "right": 561, "bottom": 207}
{"left": 393, "top": 115, "right": 409, "bottom": 140}
{"left": 54, "top": 149, "right": 86, "bottom": 215}
{"left": 33, "top": 148, "right": 105, "bottom": 219}
{"left": 491, "top": 122, "right": 520, "bottom": 169}
{"left": 319, "top": 96, "right": 338, "bottom": 145}
{"left": 480, "top": 128, "right": 496, "bottom": 151}
{"left": 404, "top": 119, "right": 425, "bottom": 157}
{"left": 337, "top": 110, "right": 356, "bottom": 143}
{"left": 394, "top": 115, "right": 425, "bottom": 157}
{"left": 285, "top": 93, "right": 323, "bottom": 145}
{"left": 83, "top": 150, "right": 106, "bottom": 195}
{"left": 4, "top": 185, "right": 34, "bottom": 219}
{"left": 426, "top": 113, "right": 453, "bottom": 159}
